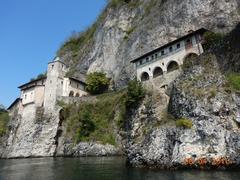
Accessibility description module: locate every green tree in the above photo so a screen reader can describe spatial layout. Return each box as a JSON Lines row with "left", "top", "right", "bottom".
{"left": 126, "top": 78, "right": 145, "bottom": 108}
{"left": 0, "top": 110, "right": 9, "bottom": 136}
{"left": 37, "top": 72, "right": 47, "bottom": 79}
{"left": 86, "top": 72, "right": 110, "bottom": 94}
{"left": 77, "top": 109, "right": 96, "bottom": 141}
{"left": 203, "top": 31, "right": 224, "bottom": 50}
{"left": 0, "top": 104, "right": 5, "bottom": 112}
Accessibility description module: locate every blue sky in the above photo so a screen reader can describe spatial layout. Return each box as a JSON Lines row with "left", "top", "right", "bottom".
{"left": 0, "top": 0, "right": 107, "bottom": 107}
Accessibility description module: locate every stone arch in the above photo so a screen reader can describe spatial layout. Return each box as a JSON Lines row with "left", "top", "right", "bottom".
{"left": 76, "top": 93, "right": 80, "bottom": 97}
{"left": 153, "top": 67, "right": 163, "bottom": 78}
{"left": 140, "top": 72, "right": 150, "bottom": 81}
{"left": 183, "top": 53, "right": 198, "bottom": 63}
{"left": 167, "top": 61, "right": 179, "bottom": 73}
{"left": 69, "top": 91, "right": 74, "bottom": 97}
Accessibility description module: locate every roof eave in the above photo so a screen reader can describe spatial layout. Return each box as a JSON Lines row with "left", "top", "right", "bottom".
{"left": 18, "top": 77, "right": 46, "bottom": 89}
{"left": 130, "top": 28, "right": 209, "bottom": 63}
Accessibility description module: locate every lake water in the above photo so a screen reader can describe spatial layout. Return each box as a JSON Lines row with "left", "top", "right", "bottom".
{"left": 0, "top": 157, "right": 239, "bottom": 180}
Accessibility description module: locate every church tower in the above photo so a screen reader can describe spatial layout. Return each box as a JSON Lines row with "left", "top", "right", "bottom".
{"left": 44, "top": 57, "right": 67, "bottom": 110}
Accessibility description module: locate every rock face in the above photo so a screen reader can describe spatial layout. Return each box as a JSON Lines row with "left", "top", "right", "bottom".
{"left": 58, "top": 0, "right": 240, "bottom": 88}
{"left": 2, "top": 105, "right": 59, "bottom": 158}
{"left": 1, "top": 104, "right": 120, "bottom": 158}
{"left": 1, "top": 0, "right": 240, "bottom": 169}
{"left": 62, "top": 142, "right": 120, "bottom": 157}
{"left": 127, "top": 54, "right": 240, "bottom": 169}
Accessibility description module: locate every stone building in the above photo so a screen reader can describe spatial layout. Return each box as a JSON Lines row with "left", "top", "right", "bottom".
{"left": 131, "top": 28, "right": 208, "bottom": 86}
{"left": 8, "top": 57, "right": 88, "bottom": 111}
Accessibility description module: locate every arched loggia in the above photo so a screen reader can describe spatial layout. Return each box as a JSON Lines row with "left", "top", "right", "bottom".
{"left": 140, "top": 72, "right": 150, "bottom": 81}
{"left": 153, "top": 67, "right": 163, "bottom": 78}
{"left": 167, "top": 61, "right": 179, "bottom": 73}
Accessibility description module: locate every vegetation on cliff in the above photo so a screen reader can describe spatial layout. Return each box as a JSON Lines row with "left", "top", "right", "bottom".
{"left": 175, "top": 119, "right": 193, "bottom": 129}
{"left": 60, "top": 90, "right": 126, "bottom": 145}
{"left": 86, "top": 72, "right": 110, "bottom": 94}
{"left": 59, "top": 78, "right": 145, "bottom": 145}
{"left": 0, "top": 106, "right": 9, "bottom": 137}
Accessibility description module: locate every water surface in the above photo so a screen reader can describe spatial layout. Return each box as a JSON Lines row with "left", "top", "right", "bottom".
{"left": 0, "top": 157, "right": 239, "bottom": 180}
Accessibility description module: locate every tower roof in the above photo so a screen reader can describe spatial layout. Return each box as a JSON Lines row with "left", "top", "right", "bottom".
{"left": 48, "top": 57, "right": 66, "bottom": 65}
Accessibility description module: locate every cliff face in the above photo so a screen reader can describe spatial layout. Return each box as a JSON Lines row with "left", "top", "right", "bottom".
{"left": 1, "top": 0, "right": 240, "bottom": 167}
{"left": 58, "top": 0, "right": 240, "bottom": 88}
{"left": 127, "top": 51, "right": 240, "bottom": 169}
{"left": 2, "top": 106, "right": 60, "bottom": 158}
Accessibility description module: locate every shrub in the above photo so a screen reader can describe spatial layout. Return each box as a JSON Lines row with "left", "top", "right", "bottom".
{"left": 63, "top": 90, "right": 126, "bottom": 145}
{"left": 0, "top": 104, "right": 5, "bottom": 112}
{"left": 86, "top": 72, "right": 110, "bottom": 94}
{"left": 176, "top": 118, "right": 193, "bottom": 129}
{"left": 126, "top": 78, "right": 145, "bottom": 108}
{"left": 30, "top": 72, "right": 47, "bottom": 82}
{"left": 226, "top": 73, "right": 240, "bottom": 92}
{"left": 182, "top": 54, "right": 199, "bottom": 70}
{"left": 0, "top": 111, "right": 9, "bottom": 136}
{"left": 110, "top": 0, "right": 131, "bottom": 8}
{"left": 76, "top": 109, "right": 96, "bottom": 141}
{"left": 37, "top": 73, "right": 47, "bottom": 79}
{"left": 203, "top": 32, "right": 224, "bottom": 50}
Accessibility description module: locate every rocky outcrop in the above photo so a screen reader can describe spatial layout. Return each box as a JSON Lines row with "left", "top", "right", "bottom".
{"left": 2, "top": 105, "right": 60, "bottom": 158}
{"left": 1, "top": 0, "right": 240, "bottom": 168}
{"left": 127, "top": 54, "right": 240, "bottom": 169}
{"left": 61, "top": 142, "right": 120, "bottom": 157}
{"left": 58, "top": 0, "right": 240, "bottom": 88}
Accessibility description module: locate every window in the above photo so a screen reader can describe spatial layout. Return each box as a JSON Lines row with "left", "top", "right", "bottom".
{"left": 151, "top": 55, "right": 154, "bottom": 60}
{"left": 155, "top": 54, "right": 158, "bottom": 58}
{"left": 177, "top": 43, "right": 181, "bottom": 49}
{"left": 139, "top": 60, "right": 143, "bottom": 65}
{"left": 69, "top": 81, "right": 71, "bottom": 85}
{"left": 61, "top": 81, "right": 63, "bottom": 85}
{"left": 146, "top": 57, "right": 149, "bottom": 62}
{"left": 25, "top": 94, "right": 27, "bottom": 99}
{"left": 169, "top": 46, "right": 173, "bottom": 52}
{"left": 52, "top": 65, "right": 54, "bottom": 69}
{"left": 161, "top": 50, "right": 165, "bottom": 56}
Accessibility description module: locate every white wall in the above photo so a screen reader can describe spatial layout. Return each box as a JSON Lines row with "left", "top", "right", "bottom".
{"left": 44, "top": 61, "right": 67, "bottom": 109}
{"left": 62, "top": 78, "right": 88, "bottom": 97}
{"left": 136, "top": 35, "right": 204, "bottom": 81}
{"left": 21, "top": 88, "right": 35, "bottom": 105}
{"left": 34, "top": 86, "right": 45, "bottom": 107}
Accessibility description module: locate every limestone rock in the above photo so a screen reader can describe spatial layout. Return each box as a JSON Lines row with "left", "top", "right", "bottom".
{"left": 59, "top": 0, "right": 240, "bottom": 88}
{"left": 127, "top": 54, "right": 240, "bottom": 169}
{"left": 63, "top": 142, "right": 120, "bottom": 157}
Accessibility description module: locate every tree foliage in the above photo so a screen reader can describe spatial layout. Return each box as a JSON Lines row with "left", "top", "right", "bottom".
{"left": 0, "top": 110, "right": 9, "bottom": 136}
{"left": 86, "top": 72, "right": 110, "bottom": 94}
{"left": 76, "top": 108, "right": 96, "bottom": 141}
{"left": 126, "top": 78, "right": 145, "bottom": 108}
{"left": 0, "top": 104, "right": 5, "bottom": 112}
{"left": 226, "top": 73, "right": 240, "bottom": 92}
{"left": 203, "top": 32, "right": 225, "bottom": 50}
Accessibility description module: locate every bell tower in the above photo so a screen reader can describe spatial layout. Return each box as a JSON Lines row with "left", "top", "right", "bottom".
{"left": 44, "top": 57, "right": 67, "bottom": 110}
